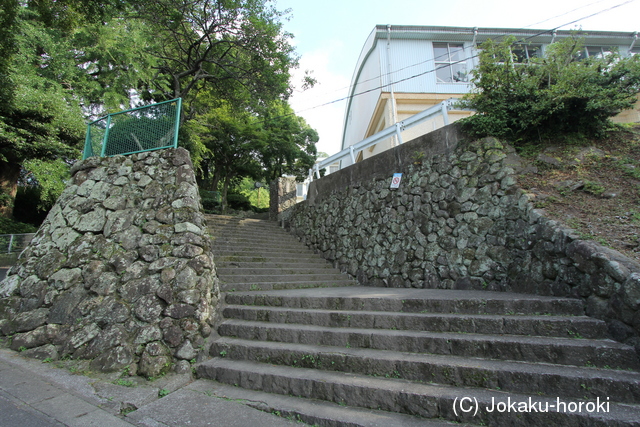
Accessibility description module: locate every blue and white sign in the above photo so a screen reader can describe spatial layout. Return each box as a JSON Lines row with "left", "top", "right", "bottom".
{"left": 390, "top": 173, "right": 402, "bottom": 189}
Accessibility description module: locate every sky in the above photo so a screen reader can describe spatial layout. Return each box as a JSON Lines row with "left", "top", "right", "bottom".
{"left": 273, "top": 0, "right": 640, "bottom": 156}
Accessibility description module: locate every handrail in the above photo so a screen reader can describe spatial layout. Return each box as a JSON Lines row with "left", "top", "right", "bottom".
{"left": 308, "top": 98, "right": 470, "bottom": 183}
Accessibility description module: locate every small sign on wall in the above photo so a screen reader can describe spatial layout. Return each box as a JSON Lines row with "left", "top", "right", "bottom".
{"left": 390, "top": 173, "right": 402, "bottom": 189}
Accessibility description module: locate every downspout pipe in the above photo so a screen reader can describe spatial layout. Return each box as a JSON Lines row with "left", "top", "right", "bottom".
{"left": 630, "top": 32, "right": 638, "bottom": 52}
{"left": 386, "top": 25, "right": 399, "bottom": 146}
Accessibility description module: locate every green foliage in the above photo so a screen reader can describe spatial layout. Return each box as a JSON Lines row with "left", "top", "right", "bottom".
{"left": 0, "top": 0, "right": 311, "bottom": 219}
{"left": 583, "top": 180, "right": 606, "bottom": 196}
{"left": 226, "top": 193, "right": 252, "bottom": 211}
{"left": 188, "top": 96, "right": 316, "bottom": 213}
{"left": 199, "top": 190, "right": 221, "bottom": 214}
{"left": 113, "top": 378, "right": 136, "bottom": 387}
{"left": 0, "top": 217, "right": 38, "bottom": 234}
{"left": 21, "top": 159, "right": 70, "bottom": 211}
{"left": 0, "top": 0, "right": 19, "bottom": 107}
{"left": 13, "top": 187, "right": 48, "bottom": 226}
{"left": 187, "top": 99, "right": 263, "bottom": 212}
{"left": 237, "top": 177, "right": 270, "bottom": 210}
{"left": 460, "top": 36, "right": 640, "bottom": 145}
{"left": 133, "top": 0, "right": 298, "bottom": 115}
{"left": 259, "top": 101, "right": 319, "bottom": 182}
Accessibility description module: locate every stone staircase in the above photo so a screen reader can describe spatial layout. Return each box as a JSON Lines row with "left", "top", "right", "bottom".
{"left": 207, "top": 214, "right": 355, "bottom": 292}
{"left": 199, "top": 214, "right": 640, "bottom": 426}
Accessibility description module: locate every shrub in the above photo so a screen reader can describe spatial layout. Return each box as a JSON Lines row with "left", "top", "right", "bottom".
{"left": 460, "top": 36, "right": 640, "bottom": 145}
{"left": 226, "top": 193, "right": 251, "bottom": 211}
{"left": 199, "top": 190, "right": 221, "bottom": 213}
{"left": 0, "top": 217, "right": 37, "bottom": 234}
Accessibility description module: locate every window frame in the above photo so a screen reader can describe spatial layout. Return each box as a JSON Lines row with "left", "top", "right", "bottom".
{"left": 433, "top": 42, "right": 469, "bottom": 84}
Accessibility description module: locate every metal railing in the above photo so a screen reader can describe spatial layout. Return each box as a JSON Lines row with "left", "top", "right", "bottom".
{"left": 83, "top": 98, "right": 182, "bottom": 160}
{"left": 308, "top": 98, "right": 471, "bottom": 184}
{"left": 0, "top": 233, "right": 35, "bottom": 254}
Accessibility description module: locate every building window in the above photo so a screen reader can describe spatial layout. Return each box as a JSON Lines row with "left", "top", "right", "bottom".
{"left": 433, "top": 43, "right": 468, "bottom": 83}
{"left": 575, "top": 46, "right": 613, "bottom": 60}
{"left": 511, "top": 44, "right": 541, "bottom": 62}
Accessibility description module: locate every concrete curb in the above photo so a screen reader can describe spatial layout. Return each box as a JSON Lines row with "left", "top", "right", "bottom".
{"left": 0, "top": 348, "right": 302, "bottom": 427}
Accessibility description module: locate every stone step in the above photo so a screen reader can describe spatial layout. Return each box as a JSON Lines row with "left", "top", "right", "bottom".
{"left": 215, "top": 254, "right": 331, "bottom": 265}
{"left": 216, "top": 260, "right": 335, "bottom": 270}
{"left": 221, "top": 305, "right": 608, "bottom": 338}
{"left": 206, "top": 218, "right": 282, "bottom": 231}
{"left": 213, "top": 245, "right": 318, "bottom": 255}
{"left": 210, "top": 337, "right": 640, "bottom": 404}
{"left": 189, "top": 380, "right": 460, "bottom": 427}
{"left": 218, "top": 319, "right": 639, "bottom": 369}
{"left": 220, "top": 280, "right": 357, "bottom": 293}
{"left": 197, "top": 358, "right": 640, "bottom": 426}
{"left": 218, "top": 266, "right": 337, "bottom": 277}
{"left": 210, "top": 231, "right": 302, "bottom": 243}
{"left": 219, "top": 272, "right": 351, "bottom": 284}
{"left": 224, "top": 287, "right": 586, "bottom": 316}
{"left": 216, "top": 264, "right": 338, "bottom": 282}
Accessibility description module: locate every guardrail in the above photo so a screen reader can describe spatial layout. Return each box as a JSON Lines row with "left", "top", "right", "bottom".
{"left": 0, "top": 233, "right": 35, "bottom": 254}
{"left": 308, "top": 98, "right": 471, "bottom": 184}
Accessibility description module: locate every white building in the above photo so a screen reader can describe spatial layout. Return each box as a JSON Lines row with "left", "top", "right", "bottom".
{"left": 341, "top": 25, "right": 640, "bottom": 166}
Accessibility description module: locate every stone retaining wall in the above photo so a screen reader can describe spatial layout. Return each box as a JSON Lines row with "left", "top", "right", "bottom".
{"left": 284, "top": 124, "right": 640, "bottom": 352}
{"left": 0, "top": 148, "right": 218, "bottom": 377}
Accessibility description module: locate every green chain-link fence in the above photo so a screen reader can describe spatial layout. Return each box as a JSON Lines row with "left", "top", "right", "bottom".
{"left": 83, "top": 98, "right": 182, "bottom": 160}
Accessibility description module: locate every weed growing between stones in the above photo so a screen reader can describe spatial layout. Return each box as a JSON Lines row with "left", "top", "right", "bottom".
{"left": 567, "top": 330, "right": 584, "bottom": 339}
{"left": 113, "top": 378, "right": 136, "bottom": 387}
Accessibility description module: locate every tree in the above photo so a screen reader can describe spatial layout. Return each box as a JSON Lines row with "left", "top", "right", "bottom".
{"left": 0, "top": 0, "right": 311, "bottom": 218}
{"left": 0, "top": 3, "right": 154, "bottom": 217}
{"left": 187, "top": 101, "right": 264, "bottom": 212}
{"left": 259, "top": 101, "right": 318, "bottom": 182}
{"left": 187, "top": 97, "right": 317, "bottom": 212}
{"left": 0, "top": 0, "right": 19, "bottom": 107}
{"left": 460, "top": 36, "right": 640, "bottom": 144}
{"left": 0, "top": 70, "right": 85, "bottom": 217}
{"left": 133, "top": 0, "right": 298, "bottom": 119}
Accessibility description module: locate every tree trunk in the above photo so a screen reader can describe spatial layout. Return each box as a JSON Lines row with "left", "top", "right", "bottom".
{"left": 211, "top": 168, "right": 222, "bottom": 193}
{"left": 221, "top": 175, "right": 230, "bottom": 214}
{"left": 0, "top": 160, "right": 20, "bottom": 218}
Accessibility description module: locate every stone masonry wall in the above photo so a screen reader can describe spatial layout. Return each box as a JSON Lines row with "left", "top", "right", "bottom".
{"left": 285, "top": 123, "right": 640, "bottom": 352}
{"left": 0, "top": 148, "right": 218, "bottom": 377}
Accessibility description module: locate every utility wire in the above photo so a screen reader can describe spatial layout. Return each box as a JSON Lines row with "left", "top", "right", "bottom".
{"left": 523, "top": 0, "right": 613, "bottom": 28}
{"left": 295, "top": 0, "right": 630, "bottom": 106}
{"left": 294, "top": 0, "right": 637, "bottom": 116}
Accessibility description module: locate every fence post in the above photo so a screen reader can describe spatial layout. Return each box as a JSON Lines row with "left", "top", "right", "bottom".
{"left": 394, "top": 122, "right": 405, "bottom": 145}
{"left": 83, "top": 125, "right": 92, "bottom": 159}
{"left": 100, "top": 114, "right": 112, "bottom": 157}
{"left": 172, "top": 98, "right": 182, "bottom": 148}
{"left": 441, "top": 100, "right": 450, "bottom": 126}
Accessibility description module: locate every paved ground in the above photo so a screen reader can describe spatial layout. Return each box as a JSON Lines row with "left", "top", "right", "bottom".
{"left": 0, "top": 348, "right": 303, "bottom": 427}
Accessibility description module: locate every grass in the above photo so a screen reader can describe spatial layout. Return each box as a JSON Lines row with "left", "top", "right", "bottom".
{"left": 113, "top": 378, "right": 136, "bottom": 387}
{"left": 517, "top": 124, "right": 640, "bottom": 262}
